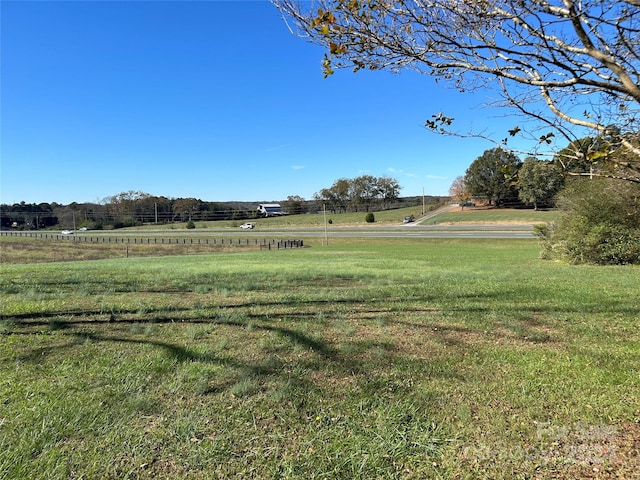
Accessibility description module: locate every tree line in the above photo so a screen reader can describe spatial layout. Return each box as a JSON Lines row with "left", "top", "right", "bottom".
{"left": 1, "top": 193, "right": 265, "bottom": 230}
{"left": 313, "top": 175, "right": 401, "bottom": 213}
{"left": 1, "top": 180, "right": 410, "bottom": 230}
{"left": 450, "top": 139, "right": 640, "bottom": 264}
{"left": 452, "top": 134, "right": 639, "bottom": 211}
{"left": 449, "top": 148, "right": 563, "bottom": 210}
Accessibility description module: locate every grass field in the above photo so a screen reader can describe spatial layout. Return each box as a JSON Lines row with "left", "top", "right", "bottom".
{"left": 119, "top": 204, "right": 439, "bottom": 230}
{"left": 183, "top": 205, "right": 558, "bottom": 229}
{"left": 1, "top": 236, "right": 639, "bottom": 479}
{"left": 0, "top": 234, "right": 268, "bottom": 264}
{"left": 422, "top": 206, "right": 560, "bottom": 225}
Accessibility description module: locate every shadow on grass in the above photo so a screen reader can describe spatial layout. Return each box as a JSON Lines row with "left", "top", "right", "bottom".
{"left": 4, "top": 279, "right": 637, "bottom": 377}
{"left": 5, "top": 282, "right": 637, "bottom": 327}
{"left": 3, "top": 309, "right": 473, "bottom": 406}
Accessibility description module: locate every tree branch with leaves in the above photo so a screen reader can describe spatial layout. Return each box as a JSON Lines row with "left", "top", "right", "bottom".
{"left": 273, "top": 0, "right": 640, "bottom": 183}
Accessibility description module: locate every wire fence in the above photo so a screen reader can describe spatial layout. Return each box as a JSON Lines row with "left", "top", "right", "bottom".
{"left": 0, "top": 231, "right": 303, "bottom": 250}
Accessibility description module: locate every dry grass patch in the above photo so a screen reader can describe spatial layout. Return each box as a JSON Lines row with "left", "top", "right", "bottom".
{"left": 0, "top": 235, "right": 260, "bottom": 264}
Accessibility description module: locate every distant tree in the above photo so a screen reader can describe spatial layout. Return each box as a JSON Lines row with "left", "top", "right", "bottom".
{"left": 149, "top": 196, "right": 173, "bottom": 223}
{"left": 315, "top": 178, "right": 352, "bottom": 213}
{"left": 108, "top": 191, "right": 149, "bottom": 225}
{"left": 38, "top": 204, "right": 57, "bottom": 228}
{"left": 449, "top": 176, "right": 471, "bottom": 206}
{"left": 518, "top": 158, "right": 564, "bottom": 210}
{"left": 465, "top": 148, "right": 521, "bottom": 206}
{"left": 1, "top": 202, "right": 58, "bottom": 229}
{"left": 315, "top": 175, "right": 401, "bottom": 212}
{"left": 283, "top": 195, "right": 307, "bottom": 215}
{"left": 314, "top": 189, "right": 333, "bottom": 212}
{"left": 132, "top": 194, "right": 157, "bottom": 223}
{"left": 172, "top": 198, "right": 202, "bottom": 222}
{"left": 350, "top": 175, "right": 379, "bottom": 211}
{"left": 377, "top": 176, "right": 401, "bottom": 208}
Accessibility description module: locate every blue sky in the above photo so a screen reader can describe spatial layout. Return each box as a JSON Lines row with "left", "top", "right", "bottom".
{"left": 2, "top": 0, "right": 530, "bottom": 205}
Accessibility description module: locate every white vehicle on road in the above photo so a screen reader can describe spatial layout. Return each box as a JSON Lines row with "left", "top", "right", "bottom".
{"left": 239, "top": 223, "right": 255, "bottom": 230}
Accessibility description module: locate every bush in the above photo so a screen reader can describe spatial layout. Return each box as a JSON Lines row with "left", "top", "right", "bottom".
{"left": 536, "top": 178, "right": 640, "bottom": 264}
{"left": 186, "top": 221, "right": 196, "bottom": 229}
{"left": 365, "top": 212, "right": 375, "bottom": 223}
{"left": 110, "top": 219, "right": 140, "bottom": 229}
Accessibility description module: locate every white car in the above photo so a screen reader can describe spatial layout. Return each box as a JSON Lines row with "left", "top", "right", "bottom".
{"left": 239, "top": 223, "right": 255, "bottom": 230}
{"left": 61, "top": 230, "right": 74, "bottom": 235}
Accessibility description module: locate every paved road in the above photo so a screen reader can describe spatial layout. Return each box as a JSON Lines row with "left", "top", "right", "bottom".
{"left": 59, "top": 224, "right": 536, "bottom": 239}
{"left": 270, "top": 204, "right": 538, "bottom": 239}
{"left": 330, "top": 229, "right": 534, "bottom": 239}
{"left": 255, "top": 227, "right": 536, "bottom": 239}
{"left": 6, "top": 227, "right": 536, "bottom": 241}
{"left": 410, "top": 203, "right": 460, "bottom": 224}
{"left": 22, "top": 204, "right": 538, "bottom": 240}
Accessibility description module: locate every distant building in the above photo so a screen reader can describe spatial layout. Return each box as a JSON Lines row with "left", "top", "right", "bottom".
{"left": 257, "top": 203, "right": 286, "bottom": 217}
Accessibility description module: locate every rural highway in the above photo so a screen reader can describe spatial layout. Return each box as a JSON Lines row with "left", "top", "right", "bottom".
{"left": 6, "top": 224, "right": 537, "bottom": 241}
{"left": 246, "top": 204, "right": 538, "bottom": 239}
{"left": 10, "top": 205, "right": 538, "bottom": 241}
{"left": 248, "top": 225, "right": 536, "bottom": 239}
{"left": 66, "top": 223, "right": 537, "bottom": 240}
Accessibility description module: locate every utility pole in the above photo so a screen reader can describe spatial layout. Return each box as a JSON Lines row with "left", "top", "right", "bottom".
{"left": 323, "top": 204, "right": 329, "bottom": 246}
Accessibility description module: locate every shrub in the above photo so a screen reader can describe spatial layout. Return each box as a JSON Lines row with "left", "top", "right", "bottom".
{"left": 580, "top": 224, "right": 640, "bottom": 265}
{"left": 110, "top": 218, "right": 140, "bottom": 229}
{"left": 186, "top": 221, "right": 196, "bottom": 229}
{"left": 536, "top": 178, "right": 640, "bottom": 264}
{"left": 365, "top": 212, "right": 375, "bottom": 223}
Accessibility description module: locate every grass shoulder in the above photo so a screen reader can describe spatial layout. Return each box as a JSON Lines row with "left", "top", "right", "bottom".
{"left": 423, "top": 206, "right": 560, "bottom": 225}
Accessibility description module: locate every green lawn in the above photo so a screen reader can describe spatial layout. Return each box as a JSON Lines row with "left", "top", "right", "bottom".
{"left": 1, "top": 238, "right": 638, "bottom": 479}
{"left": 422, "top": 206, "right": 560, "bottom": 225}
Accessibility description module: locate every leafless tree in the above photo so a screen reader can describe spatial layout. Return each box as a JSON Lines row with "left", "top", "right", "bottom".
{"left": 449, "top": 175, "right": 471, "bottom": 206}
{"left": 272, "top": 0, "right": 640, "bottom": 183}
